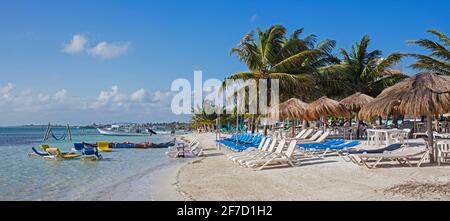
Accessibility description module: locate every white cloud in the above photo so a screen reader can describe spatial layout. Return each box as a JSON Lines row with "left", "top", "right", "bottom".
{"left": 88, "top": 41, "right": 130, "bottom": 60}
{"left": 90, "top": 85, "right": 120, "bottom": 109}
{"left": 54, "top": 89, "right": 67, "bottom": 102}
{"left": 63, "top": 34, "right": 87, "bottom": 54}
{"left": 152, "top": 90, "right": 172, "bottom": 103}
{"left": 130, "top": 89, "right": 147, "bottom": 102}
{"left": 37, "top": 93, "right": 50, "bottom": 102}
{"left": 0, "top": 83, "right": 14, "bottom": 100}
{"left": 0, "top": 83, "right": 179, "bottom": 125}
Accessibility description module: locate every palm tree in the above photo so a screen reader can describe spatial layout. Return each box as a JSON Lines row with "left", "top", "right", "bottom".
{"left": 405, "top": 29, "right": 450, "bottom": 75}
{"left": 191, "top": 102, "right": 217, "bottom": 132}
{"left": 320, "top": 35, "right": 406, "bottom": 98}
{"left": 228, "top": 25, "right": 339, "bottom": 102}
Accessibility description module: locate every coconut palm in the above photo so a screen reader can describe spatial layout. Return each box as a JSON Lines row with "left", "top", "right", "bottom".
{"left": 191, "top": 102, "right": 218, "bottom": 132}
{"left": 227, "top": 25, "right": 339, "bottom": 102}
{"left": 320, "top": 35, "right": 407, "bottom": 98}
{"left": 405, "top": 29, "right": 450, "bottom": 75}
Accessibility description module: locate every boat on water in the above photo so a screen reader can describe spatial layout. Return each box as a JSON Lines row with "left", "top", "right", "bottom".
{"left": 96, "top": 124, "right": 156, "bottom": 136}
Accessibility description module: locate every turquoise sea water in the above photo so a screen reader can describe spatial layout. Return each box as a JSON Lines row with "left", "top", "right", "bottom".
{"left": 0, "top": 127, "right": 185, "bottom": 201}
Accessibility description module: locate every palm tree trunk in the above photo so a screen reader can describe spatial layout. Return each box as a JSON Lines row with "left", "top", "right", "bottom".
{"left": 251, "top": 116, "right": 256, "bottom": 134}
{"left": 264, "top": 76, "right": 271, "bottom": 136}
{"left": 302, "top": 120, "right": 308, "bottom": 129}
{"left": 291, "top": 120, "right": 296, "bottom": 137}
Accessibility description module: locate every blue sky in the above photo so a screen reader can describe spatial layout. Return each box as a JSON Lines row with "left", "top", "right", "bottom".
{"left": 0, "top": 0, "right": 449, "bottom": 125}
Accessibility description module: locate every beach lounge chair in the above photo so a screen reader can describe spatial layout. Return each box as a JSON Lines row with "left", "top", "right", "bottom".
{"left": 348, "top": 146, "right": 429, "bottom": 169}
{"left": 286, "top": 129, "right": 314, "bottom": 141}
{"left": 228, "top": 137, "right": 271, "bottom": 161}
{"left": 234, "top": 138, "right": 279, "bottom": 164}
{"left": 296, "top": 130, "right": 329, "bottom": 144}
{"left": 437, "top": 139, "right": 450, "bottom": 166}
{"left": 166, "top": 138, "right": 201, "bottom": 158}
{"left": 304, "top": 140, "right": 361, "bottom": 159}
{"left": 81, "top": 147, "right": 102, "bottom": 161}
{"left": 73, "top": 143, "right": 103, "bottom": 161}
{"left": 245, "top": 140, "right": 298, "bottom": 170}
{"left": 73, "top": 143, "right": 85, "bottom": 152}
{"left": 239, "top": 139, "right": 286, "bottom": 166}
{"left": 286, "top": 129, "right": 307, "bottom": 139}
{"left": 40, "top": 144, "right": 50, "bottom": 151}
{"left": 97, "top": 142, "right": 112, "bottom": 152}
{"left": 226, "top": 137, "right": 267, "bottom": 158}
{"left": 298, "top": 139, "right": 346, "bottom": 148}
{"left": 30, "top": 147, "right": 50, "bottom": 156}
{"left": 339, "top": 143, "right": 405, "bottom": 163}
{"left": 188, "top": 142, "right": 204, "bottom": 157}
{"left": 44, "top": 148, "right": 81, "bottom": 160}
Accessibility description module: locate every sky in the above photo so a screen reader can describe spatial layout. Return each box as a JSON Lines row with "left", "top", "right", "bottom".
{"left": 0, "top": 0, "right": 449, "bottom": 126}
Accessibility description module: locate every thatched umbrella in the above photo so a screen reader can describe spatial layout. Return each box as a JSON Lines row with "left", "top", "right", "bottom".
{"left": 305, "top": 96, "right": 351, "bottom": 130}
{"left": 340, "top": 92, "right": 374, "bottom": 139}
{"left": 359, "top": 72, "right": 450, "bottom": 163}
{"left": 269, "top": 98, "right": 308, "bottom": 137}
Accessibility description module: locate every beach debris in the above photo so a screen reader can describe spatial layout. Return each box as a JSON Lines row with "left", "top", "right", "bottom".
{"left": 383, "top": 181, "right": 450, "bottom": 199}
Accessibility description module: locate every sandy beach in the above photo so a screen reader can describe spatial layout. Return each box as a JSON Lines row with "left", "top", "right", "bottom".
{"left": 166, "top": 132, "right": 450, "bottom": 201}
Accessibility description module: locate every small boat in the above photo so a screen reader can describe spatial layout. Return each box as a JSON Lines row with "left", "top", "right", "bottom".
{"left": 134, "top": 141, "right": 176, "bottom": 149}
{"left": 110, "top": 142, "right": 134, "bottom": 149}
{"left": 96, "top": 125, "right": 156, "bottom": 136}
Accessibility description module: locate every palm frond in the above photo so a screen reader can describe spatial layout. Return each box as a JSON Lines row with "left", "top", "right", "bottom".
{"left": 428, "top": 29, "right": 450, "bottom": 46}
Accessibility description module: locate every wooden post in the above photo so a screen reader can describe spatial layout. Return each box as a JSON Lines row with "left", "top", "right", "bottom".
{"left": 427, "top": 115, "right": 435, "bottom": 163}
{"left": 291, "top": 119, "right": 296, "bottom": 137}
{"left": 43, "top": 123, "right": 51, "bottom": 141}
{"left": 67, "top": 124, "right": 72, "bottom": 141}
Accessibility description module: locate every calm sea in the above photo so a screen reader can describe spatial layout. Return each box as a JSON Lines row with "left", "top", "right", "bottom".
{"left": 0, "top": 127, "right": 186, "bottom": 201}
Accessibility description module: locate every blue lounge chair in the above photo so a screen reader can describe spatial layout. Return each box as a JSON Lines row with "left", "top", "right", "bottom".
{"left": 339, "top": 143, "right": 403, "bottom": 162}
{"left": 73, "top": 143, "right": 85, "bottom": 152}
{"left": 298, "top": 139, "right": 346, "bottom": 148}
{"left": 302, "top": 140, "right": 362, "bottom": 158}
{"left": 81, "top": 147, "right": 102, "bottom": 161}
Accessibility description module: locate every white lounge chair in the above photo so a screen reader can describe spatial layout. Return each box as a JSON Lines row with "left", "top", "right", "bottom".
{"left": 297, "top": 130, "right": 329, "bottom": 144}
{"left": 233, "top": 139, "right": 278, "bottom": 164}
{"left": 285, "top": 129, "right": 307, "bottom": 140}
{"left": 166, "top": 138, "right": 203, "bottom": 158}
{"left": 437, "top": 139, "right": 450, "bottom": 166}
{"left": 227, "top": 137, "right": 270, "bottom": 160}
{"left": 245, "top": 140, "right": 298, "bottom": 170}
{"left": 286, "top": 129, "right": 314, "bottom": 141}
{"left": 348, "top": 146, "right": 429, "bottom": 169}
{"left": 240, "top": 139, "right": 286, "bottom": 166}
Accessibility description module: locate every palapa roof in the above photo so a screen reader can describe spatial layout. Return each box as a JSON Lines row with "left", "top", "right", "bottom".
{"left": 340, "top": 92, "right": 374, "bottom": 112}
{"left": 269, "top": 98, "right": 308, "bottom": 120}
{"left": 304, "top": 96, "right": 350, "bottom": 120}
{"left": 359, "top": 72, "right": 450, "bottom": 119}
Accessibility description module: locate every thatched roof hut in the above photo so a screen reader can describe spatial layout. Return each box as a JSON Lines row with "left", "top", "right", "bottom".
{"left": 358, "top": 72, "right": 450, "bottom": 163}
{"left": 269, "top": 98, "right": 308, "bottom": 120}
{"left": 340, "top": 92, "right": 374, "bottom": 112}
{"left": 359, "top": 73, "right": 450, "bottom": 119}
{"left": 304, "top": 96, "right": 350, "bottom": 120}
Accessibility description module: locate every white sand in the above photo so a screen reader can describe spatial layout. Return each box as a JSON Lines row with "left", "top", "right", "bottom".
{"left": 174, "top": 132, "right": 450, "bottom": 201}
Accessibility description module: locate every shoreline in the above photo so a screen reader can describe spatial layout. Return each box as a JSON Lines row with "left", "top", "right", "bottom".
{"left": 173, "top": 132, "right": 450, "bottom": 201}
